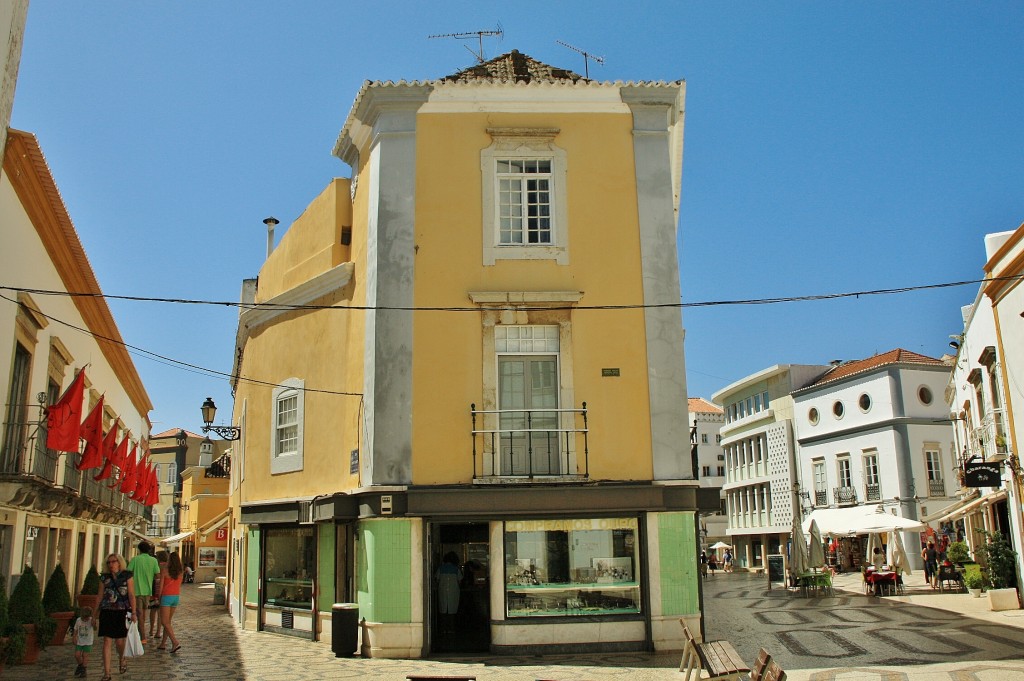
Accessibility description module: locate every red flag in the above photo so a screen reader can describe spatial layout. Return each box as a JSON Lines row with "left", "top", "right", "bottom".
{"left": 93, "top": 426, "right": 119, "bottom": 481}
{"left": 111, "top": 433, "right": 129, "bottom": 470}
{"left": 76, "top": 396, "right": 105, "bottom": 471}
{"left": 145, "top": 466, "right": 160, "bottom": 506}
{"left": 119, "top": 444, "right": 138, "bottom": 494}
{"left": 45, "top": 369, "right": 86, "bottom": 452}
{"left": 93, "top": 457, "right": 113, "bottom": 481}
{"left": 130, "top": 459, "right": 149, "bottom": 501}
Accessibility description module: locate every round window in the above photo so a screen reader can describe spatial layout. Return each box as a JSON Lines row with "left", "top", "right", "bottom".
{"left": 919, "top": 386, "right": 933, "bottom": 405}
{"left": 833, "top": 401, "right": 845, "bottom": 418}
{"left": 859, "top": 393, "right": 871, "bottom": 412}
{"left": 808, "top": 407, "right": 819, "bottom": 425}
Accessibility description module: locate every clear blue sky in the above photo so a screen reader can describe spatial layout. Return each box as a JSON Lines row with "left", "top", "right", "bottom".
{"left": 10, "top": 1, "right": 1023, "bottom": 434}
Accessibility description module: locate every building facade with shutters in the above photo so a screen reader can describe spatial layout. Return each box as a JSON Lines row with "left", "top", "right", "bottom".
{"left": 0, "top": 129, "right": 152, "bottom": 594}
{"left": 227, "top": 51, "right": 704, "bottom": 657}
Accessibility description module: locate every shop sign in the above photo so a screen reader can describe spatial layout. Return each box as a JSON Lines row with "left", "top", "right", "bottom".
{"left": 505, "top": 517, "right": 637, "bottom": 532}
{"left": 964, "top": 461, "right": 1002, "bottom": 487}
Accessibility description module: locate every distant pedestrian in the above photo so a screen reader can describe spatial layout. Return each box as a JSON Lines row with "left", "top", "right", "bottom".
{"left": 158, "top": 551, "right": 184, "bottom": 654}
{"left": 723, "top": 549, "right": 734, "bottom": 573}
{"left": 708, "top": 553, "right": 718, "bottom": 574}
{"left": 72, "top": 605, "right": 96, "bottom": 677}
{"left": 126, "top": 541, "right": 159, "bottom": 644}
{"left": 699, "top": 550, "right": 709, "bottom": 578}
{"left": 923, "top": 541, "right": 938, "bottom": 587}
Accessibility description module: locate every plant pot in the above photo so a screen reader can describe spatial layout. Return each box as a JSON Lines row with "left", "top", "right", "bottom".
{"left": 76, "top": 593, "right": 100, "bottom": 613}
{"left": 969, "top": 588, "right": 982, "bottom": 598}
{"left": 988, "top": 587, "right": 1020, "bottom": 611}
{"left": 18, "top": 624, "right": 39, "bottom": 665}
{"left": 48, "top": 611, "right": 75, "bottom": 645}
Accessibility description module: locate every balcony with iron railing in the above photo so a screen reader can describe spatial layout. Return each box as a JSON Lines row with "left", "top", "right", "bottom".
{"left": 471, "top": 403, "right": 588, "bottom": 480}
{"left": 814, "top": 489, "right": 828, "bottom": 506}
{"left": 968, "top": 409, "right": 1010, "bottom": 461}
{"left": 865, "top": 483, "right": 880, "bottom": 502}
{"left": 928, "top": 479, "right": 946, "bottom": 497}
{"left": 834, "top": 486, "right": 857, "bottom": 506}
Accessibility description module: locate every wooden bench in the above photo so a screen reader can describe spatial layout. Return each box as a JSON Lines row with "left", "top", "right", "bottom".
{"left": 680, "top": 622, "right": 750, "bottom": 681}
{"left": 751, "top": 647, "right": 787, "bottom": 681}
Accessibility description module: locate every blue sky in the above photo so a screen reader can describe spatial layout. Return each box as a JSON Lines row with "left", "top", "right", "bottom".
{"left": 9, "top": 1, "right": 1023, "bottom": 433}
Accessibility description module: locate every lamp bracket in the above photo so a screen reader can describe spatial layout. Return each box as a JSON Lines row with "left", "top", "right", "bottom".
{"left": 202, "top": 424, "right": 241, "bottom": 441}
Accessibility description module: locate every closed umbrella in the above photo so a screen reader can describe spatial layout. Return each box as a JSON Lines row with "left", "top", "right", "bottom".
{"left": 865, "top": 532, "right": 880, "bottom": 567}
{"left": 891, "top": 530, "right": 912, "bottom": 576}
{"left": 808, "top": 519, "right": 826, "bottom": 570}
{"left": 791, "top": 515, "right": 808, "bottom": 579}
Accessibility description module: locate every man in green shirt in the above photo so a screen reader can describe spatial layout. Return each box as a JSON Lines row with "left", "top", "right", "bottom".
{"left": 126, "top": 541, "right": 159, "bottom": 643}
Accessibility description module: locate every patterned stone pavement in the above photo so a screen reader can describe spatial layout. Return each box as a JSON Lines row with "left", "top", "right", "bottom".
{"left": 4, "top": 574, "right": 1024, "bottom": 680}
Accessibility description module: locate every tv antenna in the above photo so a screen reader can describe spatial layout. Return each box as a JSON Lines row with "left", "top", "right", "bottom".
{"left": 429, "top": 25, "right": 503, "bottom": 63}
{"left": 556, "top": 40, "right": 605, "bottom": 79}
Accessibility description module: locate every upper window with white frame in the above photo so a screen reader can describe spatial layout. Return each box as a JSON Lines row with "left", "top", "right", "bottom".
{"left": 481, "top": 128, "right": 568, "bottom": 265}
{"left": 270, "top": 378, "right": 305, "bottom": 474}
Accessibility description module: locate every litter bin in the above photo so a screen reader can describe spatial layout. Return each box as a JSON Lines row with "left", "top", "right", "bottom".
{"left": 331, "top": 603, "right": 359, "bottom": 657}
{"left": 213, "top": 576, "right": 226, "bottom": 605}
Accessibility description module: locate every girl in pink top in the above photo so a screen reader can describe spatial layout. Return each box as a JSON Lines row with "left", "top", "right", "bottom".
{"left": 157, "top": 552, "right": 184, "bottom": 653}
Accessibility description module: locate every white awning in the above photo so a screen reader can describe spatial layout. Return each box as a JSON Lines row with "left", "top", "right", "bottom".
{"left": 198, "top": 509, "right": 231, "bottom": 537}
{"left": 921, "top": 492, "right": 979, "bottom": 523}
{"left": 802, "top": 506, "right": 925, "bottom": 536}
{"left": 160, "top": 531, "right": 194, "bottom": 545}
{"left": 931, "top": 490, "right": 1007, "bottom": 525}
{"left": 124, "top": 528, "right": 150, "bottom": 543}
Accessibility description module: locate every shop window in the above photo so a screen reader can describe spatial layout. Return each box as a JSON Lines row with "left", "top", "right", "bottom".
{"left": 503, "top": 517, "right": 640, "bottom": 618}
{"left": 263, "top": 527, "right": 316, "bottom": 610}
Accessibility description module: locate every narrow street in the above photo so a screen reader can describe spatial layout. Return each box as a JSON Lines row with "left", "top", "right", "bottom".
{"left": 7, "top": 574, "right": 1024, "bottom": 680}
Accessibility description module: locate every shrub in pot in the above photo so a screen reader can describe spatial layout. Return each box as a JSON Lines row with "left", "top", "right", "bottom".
{"left": 964, "top": 571, "right": 985, "bottom": 597}
{"left": 976, "top": 529, "right": 1020, "bottom": 611}
{"left": 76, "top": 566, "right": 101, "bottom": 613}
{"left": 42, "top": 564, "right": 75, "bottom": 645}
{"left": 8, "top": 566, "right": 55, "bottom": 663}
{"left": 0, "top": 573, "right": 24, "bottom": 667}
{"left": 946, "top": 541, "right": 970, "bottom": 565}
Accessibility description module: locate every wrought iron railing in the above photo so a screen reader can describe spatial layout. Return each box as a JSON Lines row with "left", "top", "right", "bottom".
{"left": 865, "top": 483, "right": 880, "bottom": 502}
{"left": 928, "top": 479, "right": 946, "bottom": 497}
{"left": 471, "top": 403, "right": 588, "bottom": 479}
{"left": 834, "top": 486, "right": 857, "bottom": 505}
{"left": 814, "top": 490, "right": 828, "bottom": 506}
{"left": 969, "top": 408, "right": 1009, "bottom": 460}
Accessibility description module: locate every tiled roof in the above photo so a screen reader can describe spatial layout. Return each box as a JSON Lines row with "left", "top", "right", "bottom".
{"left": 688, "top": 397, "right": 723, "bottom": 414}
{"left": 809, "top": 349, "right": 947, "bottom": 387}
{"left": 151, "top": 428, "right": 204, "bottom": 440}
{"left": 443, "top": 49, "right": 586, "bottom": 84}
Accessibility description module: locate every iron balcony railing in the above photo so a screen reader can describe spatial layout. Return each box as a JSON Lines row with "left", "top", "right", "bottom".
{"left": 865, "top": 483, "right": 880, "bottom": 502}
{"left": 471, "top": 403, "right": 588, "bottom": 479}
{"left": 928, "top": 479, "right": 946, "bottom": 497}
{"left": 834, "top": 486, "right": 857, "bottom": 505}
{"left": 814, "top": 490, "right": 828, "bottom": 506}
{"left": 0, "top": 419, "right": 59, "bottom": 483}
{"left": 968, "top": 408, "right": 1009, "bottom": 461}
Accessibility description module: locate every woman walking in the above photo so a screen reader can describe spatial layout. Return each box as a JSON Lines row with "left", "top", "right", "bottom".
{"left": 158, "top": 552, "right": 184, "bottom": 654}
{"left": 97, "top": 553, "right": 136, "bottom": 681}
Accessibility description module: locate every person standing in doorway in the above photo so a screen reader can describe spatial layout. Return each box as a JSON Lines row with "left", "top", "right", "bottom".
{"left": 437, "top": 552, "right": 461, "bottom": 634}
{"left": 126, "top": 541, "right": 159, "bottom": 644}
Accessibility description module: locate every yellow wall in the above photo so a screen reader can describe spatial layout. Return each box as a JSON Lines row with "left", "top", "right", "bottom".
{"left": 235, "top": 178, "right": 366, "bottom": 503}
{"left": 410, "top": 111, "right": 654, "bottom": 484}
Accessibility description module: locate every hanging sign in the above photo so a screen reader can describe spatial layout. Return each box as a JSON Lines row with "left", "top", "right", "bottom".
{"left": 964, "top": 461, "right": 1002, "bottom": 487}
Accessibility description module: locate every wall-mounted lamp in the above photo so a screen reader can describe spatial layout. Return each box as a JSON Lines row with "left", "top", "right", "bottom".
{"left": 200, "top": 397, "right": 241, "bottom": 441}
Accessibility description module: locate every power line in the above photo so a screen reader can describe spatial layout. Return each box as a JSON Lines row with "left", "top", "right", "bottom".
{"left": 2, "top": 274, "right": 1018, "bottom": 313}
{"left": 0, "top": 292, "right": 362, "bottom": 398}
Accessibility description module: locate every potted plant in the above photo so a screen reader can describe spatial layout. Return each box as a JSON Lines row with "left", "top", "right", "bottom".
{"left": 946, "top": 541, "right": 970, "bottom": 566}
{"left": 964, "top": 571, "right": 985, "bottom": 597}
{"left": 76, "top": 565, "right": 101, "bottom": 613}
{"left": 7, "top": 566, "right": 55, "bottom": 664}
{"left": 976, "top": 529, "right": 1020, "bottom": 611}
{"left": 42, "top": 564, "right": 75, "bottom": 645}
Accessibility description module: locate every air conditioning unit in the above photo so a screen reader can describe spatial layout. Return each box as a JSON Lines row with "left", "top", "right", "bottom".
{"left": 298, "top": 500, "right": 314, "bottom": 525}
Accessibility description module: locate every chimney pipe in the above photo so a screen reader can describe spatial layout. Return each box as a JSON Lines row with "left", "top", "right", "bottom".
{"left": 263, "top": 217, "right": 280, "bottom": 258}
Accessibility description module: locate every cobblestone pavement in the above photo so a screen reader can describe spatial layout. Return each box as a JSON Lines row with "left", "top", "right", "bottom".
{"left": 5, "top": 575, "right": 1024, "bottom": 680}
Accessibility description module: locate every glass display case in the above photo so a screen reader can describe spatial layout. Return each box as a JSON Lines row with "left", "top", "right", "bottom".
{"left": 263, "top": 526, "right": 315, "bottom": 610}
{"left": 504, "top": 517, "right": 641, "bottom": 617}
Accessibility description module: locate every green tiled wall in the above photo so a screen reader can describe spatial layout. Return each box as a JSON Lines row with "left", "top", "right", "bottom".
{"left": 246, "top": 528, "right": 260, "bottom": 604}
{"left": 317, "top": 523, "right": 336, "bottom": 611}
{"left": 658, "top": 512, "right": 700, "bottom": 615}
{"left": 357, "top": 518, "right": 412, "bottom": 622}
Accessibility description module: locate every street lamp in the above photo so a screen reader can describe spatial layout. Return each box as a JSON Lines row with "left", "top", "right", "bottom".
{"left": 200, "top": 397, "right": 241, "bottom": 441}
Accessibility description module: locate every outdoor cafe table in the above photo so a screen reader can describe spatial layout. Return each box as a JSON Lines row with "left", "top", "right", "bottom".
{"left": 797, "top": 570, "right": 832, "bottom": 597}
{"left": 865, "top": 568, "right": 897, "bottom": 595}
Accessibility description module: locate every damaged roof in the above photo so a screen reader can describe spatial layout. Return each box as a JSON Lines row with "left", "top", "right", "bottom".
{"left": 442, "top": 49, "right": 586, "bottom": 84}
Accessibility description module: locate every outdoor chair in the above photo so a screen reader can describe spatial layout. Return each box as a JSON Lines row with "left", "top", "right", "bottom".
{"left": 936, "top": 564, "right": 964, "bottom": 593}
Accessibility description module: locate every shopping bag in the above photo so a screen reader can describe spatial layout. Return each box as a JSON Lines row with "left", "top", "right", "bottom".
{"left": 124, "top": 616, "right": 145, "bottom": 658}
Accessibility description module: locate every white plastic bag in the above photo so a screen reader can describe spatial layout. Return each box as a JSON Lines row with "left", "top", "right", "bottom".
{"left": 124, "top": 615, "right": 144, "bottom": 658}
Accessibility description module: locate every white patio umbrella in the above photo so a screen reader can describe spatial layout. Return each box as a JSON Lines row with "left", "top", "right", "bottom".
{"left": 791, "top": 515, "right": 809, "bottom": 578}
{"left": 891, "top": 531, "right": 912, "bottom": 576}
{"left": 807, "top": 519, "right": 826, "bottom": 570}
{"left": 865, "top": 532, "right": 881, "bottom": 566}
{"left": 709, "top": 541, "right": 732, "bottom": 550}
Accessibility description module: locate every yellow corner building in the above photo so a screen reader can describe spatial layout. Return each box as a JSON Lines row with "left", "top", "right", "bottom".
{"left": 228, "top": 51, "right": 706, "bottom": 657}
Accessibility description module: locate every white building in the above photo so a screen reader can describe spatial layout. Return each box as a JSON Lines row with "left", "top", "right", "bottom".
{"left": 689, "top": 397, "right": 726, "bottom": 549}
{"left": 792, "top": 350, "right": 955, "bottom": 571}
{"left": 0, "top": 129, "right": 152, "bottom": 592}
{"left": 713, "top": 365, "right": 828, "bottom": 571}
{"left": 937, "top": 227, "right": 1024, "bottom": 590}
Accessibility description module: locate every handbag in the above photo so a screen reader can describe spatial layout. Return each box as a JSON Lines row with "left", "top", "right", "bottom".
{"left": 124, "top": 615, "right": 145, "bottom": 658}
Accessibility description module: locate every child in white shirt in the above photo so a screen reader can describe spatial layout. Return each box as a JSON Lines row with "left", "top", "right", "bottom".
{"left": 72, "top": 606, "right": 96, "bottom": 677}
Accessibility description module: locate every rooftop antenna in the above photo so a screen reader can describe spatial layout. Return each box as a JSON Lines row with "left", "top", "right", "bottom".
{"left": 556, "top": 40, "right": 604, "bottom": 79}
{"left": 429, "top": 25, "right": 503, "bottom": 64}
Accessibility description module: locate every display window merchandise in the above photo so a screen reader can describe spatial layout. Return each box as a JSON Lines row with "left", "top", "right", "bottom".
{"left": 263, "top": 527, "right": 315, "bottom": 610}
{"left": 503, "top": 517, "right": 641, "bottom": 617}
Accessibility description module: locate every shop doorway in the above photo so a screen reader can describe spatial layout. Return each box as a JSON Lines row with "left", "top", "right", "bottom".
{"left": 431, "top": 523, "right": 490, "bottom": 654}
